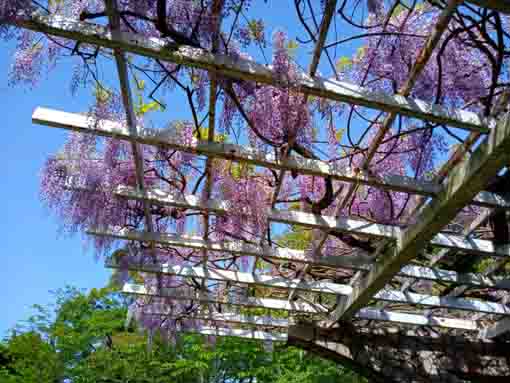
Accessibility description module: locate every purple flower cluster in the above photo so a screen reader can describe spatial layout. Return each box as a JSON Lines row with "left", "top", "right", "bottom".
{"left": 246, "top": 32, "right": 313, "bottom": 151}
{"left": 343, "top": 5, "right": 493, "bottom": 109}
{"left": 210, "top": 163, "right": 274, "bottom": 244}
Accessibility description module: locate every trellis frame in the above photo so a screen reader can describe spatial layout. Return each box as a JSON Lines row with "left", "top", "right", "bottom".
{"left": 9, "top": 0, "right": 510, "bottom": 381}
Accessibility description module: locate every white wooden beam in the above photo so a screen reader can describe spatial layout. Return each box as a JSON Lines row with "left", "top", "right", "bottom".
{"left": 15, "top": 15, "right": 493, "bottom": 132}
{"left": 125, "top": 266, "right": 508, "bottom": 315}
{"left": 399, "top": 264, "right": 510, "bottom": 290}
{"left": 333, "top": 113, "right": 510, "bottom": 321}
{"left": 123, "top": 283, "right": 326, "bottom": 314}
{"left": 33, "top": 108, "right": 441, "bottom": 197}
{"left": 92, "top": 228, "right": 510, "bottom": 290}
{"left": 374, "top": 289, "right": 510, "bottom": 315}
{"left": 178, "top": 326, "right": 288, "bottom": 342}
{"left": 356, "top": 308, "right": 478, "bottom": 331}
{"left": 154, "top": 311, "right": 290, "bottom": 328}
{"left": 112, "top": 186, "right": 510, "bottom": 258}
{"left": 123, "top": 283, "right": 479, "bottom": 331}
{"left": 114, "top": 187, "right": 399, "bottom": 238}
{"left": 472, "top": 191, "right": 510, "bottom": 209}
{"left": 34, "top": 107, "right": 510, "bottom": 211}
{"left": 144, "top": 308, "right": 480, "bottom": 332}
{"left": 429, "top": 232, "right": 510, "bottom": 257}
{"left": 106, "top": 260, "right": 353, "bottom": 296}
{"left": 89, "top": 227, "right": 374, "bottom": 269}
{"left": 116, "top": 261, "right": 509, "bottom": 315}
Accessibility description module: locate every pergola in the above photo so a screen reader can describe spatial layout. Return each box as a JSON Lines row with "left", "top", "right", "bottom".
{"left": 7, "top": 0, "right": 510, "bottom": 381}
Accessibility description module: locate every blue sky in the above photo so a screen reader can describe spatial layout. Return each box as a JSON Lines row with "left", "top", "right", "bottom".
{"left": 0, "top": 42, "right": 110, "bottom": 335}
{"left": 0, "top": 1, "right": 363, "bottom": 335}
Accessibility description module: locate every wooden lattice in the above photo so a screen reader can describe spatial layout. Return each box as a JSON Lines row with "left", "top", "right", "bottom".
{"left": 6, "top": 0, "right": 510, "bottom": 381}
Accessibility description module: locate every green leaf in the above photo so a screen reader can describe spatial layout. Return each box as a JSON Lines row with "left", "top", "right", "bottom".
{"left": 336, "top": 56, "right": 352, "bottom": 72}
{"left": 138, "top": 101, "right": 161, "bottom": 115}
{"left": 286, "top": 39, "right": 299, "bottom": 57}
{"left": 335, "top": 128, "right": 345, "bottom": 143}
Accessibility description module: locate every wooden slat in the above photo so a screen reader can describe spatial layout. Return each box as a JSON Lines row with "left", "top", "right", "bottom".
{"left": 116, "top": 260, "right": 508, "bottom": 315}
{"left": 106, "top": 260, "right": 353, "bottom": 296}
{"left": 179, "top": 326, "right": 288, "bottom": 342}
{"left": 429, "top": 232, "right": 510, "bottom": 257}
{"left": 146, "top": 308, "right": 479, "bottom": 332}
{"left": 121, "top": 262, "right": 508, "bottom": 315}
{"left": 34, "top": 108, "right": 440, "bottom": 196}
{"left": 89, "top": 227, "right": 375, "bottom": 269}
{"left": 112, "top": 186, "right": 510, "bottom": 257}
{"left": 123, "top": 283, "right": 479, "bottom": 330}
{"left": 472, "top": 191, "right": 510, "bottom": 209}
{"left": 155, "top": 312, "right": 290, "bottom": 328}
{"left": 356, "top": 308, "right": 478, "bottom": 331}
{"left": 34, "top": 107, "right": 510, "bottom": 210}
{"left": 92, "top": 228, "right": 510, "bottom": 290}
{"left": 399, "top": 264, "right": 510, "bottom": 290}
{"left": 114, "top": 186, "right": 398, "bottom": 238}
{"left": 123, "top": 283, "right": 326, "bottom": 314}
{"left": 333, "top": 113, "right": 510, "bottom": 321}
{"left": 374, "top": 289, "right": 510, "bottom": 315}
{"left": 15, "top": 14, "right": 493, "bottom": 131}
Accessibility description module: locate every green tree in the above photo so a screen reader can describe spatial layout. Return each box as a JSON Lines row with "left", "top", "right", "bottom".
{"left": 0, "top": 331, "right": 62, "bottom": 383}
{"left": 1, "top": 285, "right": 362, "bottom": 383}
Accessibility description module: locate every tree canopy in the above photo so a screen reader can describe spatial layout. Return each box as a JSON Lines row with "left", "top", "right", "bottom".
{"left": 0, "top": 285, "right": 362, "bottom": 383}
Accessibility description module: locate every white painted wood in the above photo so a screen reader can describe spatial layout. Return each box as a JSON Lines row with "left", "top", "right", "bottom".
{"left": 122, "top": 283, "right": 326, "bottom": 314}
{"left": 333, "top": 113, "right": 510, "bottom": 321}
{"left": 112, "top": 186, "right": 510, "bottom": 257}
{"left": 374, "top": 289, "right": 510, "bottom": 315}
{"left": 106, "top": 260, "right": 353, "bottom": 295}
{"left": 89, "top": 227, "right": 374, "bottom": 270}
{"left": 270, "top": 209, "right": 401, "bottom": 238}
{"left": 179, "top": 326, "right": 288, "bottom": 342}
{"left": 356, "top": 308, "right": 478, "bottom": 331}
{"left": 34, "top": 108, "right": 510, "bottom": 210}
{"left": 115, "top": 186, "right": 400, "bottom": 237}
{"left": 17, "top": 15, "right": 492, "bottom": 132}
{"left": 472, "top": 191, "right": 510, "bottom": 209}
{"left": 430, "top": 232, "right": 510, "bottom": 257}
{"left": 121, "top": 261, "right": 508, "bottom": 315}
{"left": 124, "top": 283, "right": 480, "bottom": 330}
{"left": 34, "top": 108, "right": 441, "bottom": 197}
{"left": 109, "top": 257, "right": 510, "bottom": 315}
{"left": 159, "top": 312, "right": 290, "bottom": 328}
{"left": 92, "top": 228, "right": 510, "bottom": 291}
{"left": 399, "top": 264, "right": 510, "bottom": 290}
{"left": 144, "top": 308, "right": 480, "bottom": 331}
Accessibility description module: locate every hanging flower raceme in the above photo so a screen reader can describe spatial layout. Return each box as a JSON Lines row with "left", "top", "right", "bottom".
{"left": 340, "top": 125, "right": 446, "bottom": 224}
{"left": 40, "top": 113, "right": 199, "bottom": 254}
{"left": 245, "top": 31, "right": 313, "bottom": 152}
{"left": 342, "top": 4, "right": 492, "bottom": 110}
{"left": 209, "top": 161, "right": 276, "bottom": 244}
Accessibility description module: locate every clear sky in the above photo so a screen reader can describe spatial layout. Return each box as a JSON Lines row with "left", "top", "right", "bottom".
{"left": 0, "top": 1, "right": 363, "bottom": 335}
{"left": 0, "top": 41, "right": 110, "bottom": 335}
